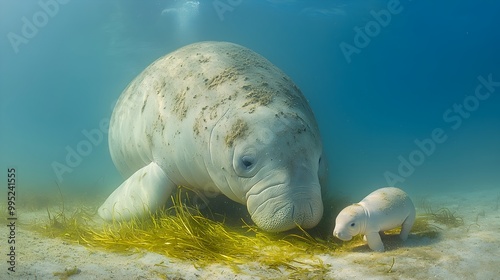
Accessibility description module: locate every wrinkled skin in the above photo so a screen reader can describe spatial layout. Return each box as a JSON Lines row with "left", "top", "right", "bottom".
{"left": 208, "top": 108, "right": 325, "bottom": 232}
{"left": 98, "top": 41, "right": 325, "bottom": 232}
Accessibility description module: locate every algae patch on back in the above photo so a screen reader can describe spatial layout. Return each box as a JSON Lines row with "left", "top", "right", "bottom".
{"left": 225, "top": 118, "right": 248, "bottom": 147}
{"left": 173, "top": 87, "right": 189, "bottom": 120}
{"left": 242, "top": 85, "right": 274, "bottom": 113}
{"left": 206, "top": 66, "right": 240, "bottom": 89}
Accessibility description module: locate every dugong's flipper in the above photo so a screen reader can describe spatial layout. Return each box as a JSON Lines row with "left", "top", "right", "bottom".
{"left": 365, "top": 232, "right": 385, "bottom": 252}
{"left": 98, "top": 162, "right": 176, "bottom": 221}
{"left": 400, "top": 208, "right": 416, "bottom": 240}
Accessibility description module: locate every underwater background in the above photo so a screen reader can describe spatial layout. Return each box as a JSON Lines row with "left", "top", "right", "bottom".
{"left": 1, "top": 0, "right": 499, "bottom": 202}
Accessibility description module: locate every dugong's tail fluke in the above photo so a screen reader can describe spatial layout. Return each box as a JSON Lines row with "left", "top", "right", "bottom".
{"left": 98, "top": 162, "right": 177, "bottom": 221}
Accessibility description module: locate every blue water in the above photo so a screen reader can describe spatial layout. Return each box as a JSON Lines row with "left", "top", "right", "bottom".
{"left": 1, "top": 0, "right": 499, "bottom": 200}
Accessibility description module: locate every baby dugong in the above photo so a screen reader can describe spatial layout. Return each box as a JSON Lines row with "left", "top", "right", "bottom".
{"left": 333, "top": 187, "right": 416, "bottom": 252}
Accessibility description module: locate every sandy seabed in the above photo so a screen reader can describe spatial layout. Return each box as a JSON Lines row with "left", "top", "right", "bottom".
{"left": 2, "top": 188, "right": 499, "bottom": 280}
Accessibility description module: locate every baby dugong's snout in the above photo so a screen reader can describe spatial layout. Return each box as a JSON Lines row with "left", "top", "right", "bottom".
{"left": 333, "top": 229, "right": 352, "bottom": 241}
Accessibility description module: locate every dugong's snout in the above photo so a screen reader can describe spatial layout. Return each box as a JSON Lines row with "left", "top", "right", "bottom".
{"left": 246, "top": 184, "right": 323, "bottom": 232}
{"left": 333, "top": 229, "right": 352, "bottom": 241}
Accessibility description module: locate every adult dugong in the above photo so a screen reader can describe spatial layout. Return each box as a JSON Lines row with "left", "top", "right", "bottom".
{"left": 98, "top": 41, "right": 326, "bottom": 232}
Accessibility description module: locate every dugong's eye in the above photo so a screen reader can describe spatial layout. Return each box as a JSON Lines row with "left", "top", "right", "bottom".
{"left": 350, "top": 223, "right": 356, "bottom": 227}
{"left": 241, "top": 156, "right": 254, "bottom": 168}
{"left": 234, "top": 154, "right": 258, "bottom": 177}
